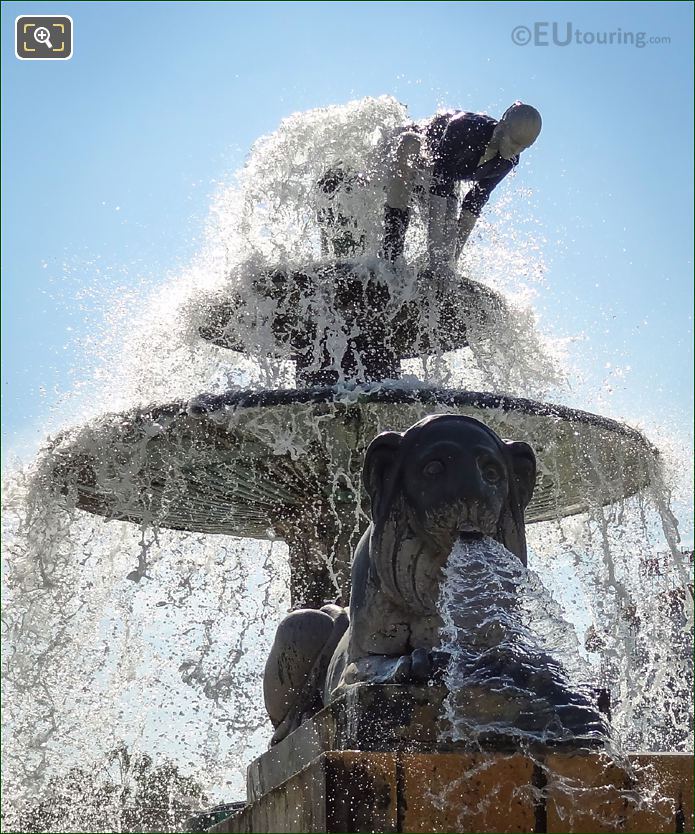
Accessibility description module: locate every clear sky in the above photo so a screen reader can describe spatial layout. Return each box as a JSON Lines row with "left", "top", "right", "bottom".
{"left": 2, "top": 1, "right": 694, "bottom": 461}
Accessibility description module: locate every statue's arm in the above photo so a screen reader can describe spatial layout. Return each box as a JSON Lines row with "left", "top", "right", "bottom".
{"left": 455, "top": 161, "right": 516, "bottom": 256}
{"left": 460, "top": 161, "right": 514, "bottom": 216}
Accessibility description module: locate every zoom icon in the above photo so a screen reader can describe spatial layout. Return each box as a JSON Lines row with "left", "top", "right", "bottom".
{"left": 16, "top": 16, "right": 73, "bottom": 60}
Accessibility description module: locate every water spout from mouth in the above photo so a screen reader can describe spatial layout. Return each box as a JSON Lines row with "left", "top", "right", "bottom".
{"left": 457, "top": 526, "right": 485, "bottom": 542}
{"left": 437, "top": 536, "right": 609, "bottom": 749}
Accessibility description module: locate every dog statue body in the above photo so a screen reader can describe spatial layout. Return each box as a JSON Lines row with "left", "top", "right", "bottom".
{"left": 264, "top": 415, "right": 537, "bottom": 744}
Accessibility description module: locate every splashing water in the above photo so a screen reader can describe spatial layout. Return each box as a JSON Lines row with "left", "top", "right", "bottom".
{"left": 438, "top": 536, "right": 607, "bottom": 749}
{"left": 435, "top": 535, "right": 691, "bottom": 831}
{"left": 527, "top": 478, "right": 694, "bottom": 753}
{"left": 2, "top": 96, "right": 692, "bottom": 830}
{"left": 179, "top": 95, "right": 567, "bottom": 397}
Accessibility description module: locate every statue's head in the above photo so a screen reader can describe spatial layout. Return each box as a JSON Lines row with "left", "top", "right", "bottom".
{"left": 495, "top": 102, "right": 542, "bottom": 160}
{"left": 363, "top": 415, "right": 537, "bottom": 611}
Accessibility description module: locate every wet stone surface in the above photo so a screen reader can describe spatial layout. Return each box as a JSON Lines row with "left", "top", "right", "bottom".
{"left": 208, "top": 749, "right": 694, "bottom": 833}
{"left": 249, "top": 684, "right": 607, "bottom": 803}
{"left": 204, "top": 684, "right": 692, "bottom": 832}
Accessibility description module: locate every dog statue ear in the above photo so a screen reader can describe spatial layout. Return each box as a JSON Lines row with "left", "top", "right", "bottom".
{"left": 504, "top": 440, "right": 537, "bottom": 511}
{"left": 363, "top": 431, "right": 403, "bottom": 520}
{"left": 497, "top": 440, "right": 537, "bottom": 566}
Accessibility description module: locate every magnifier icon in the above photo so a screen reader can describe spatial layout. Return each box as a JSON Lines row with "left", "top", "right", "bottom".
{"left": 34, "top": 26, "right": 53, "bottom": 49}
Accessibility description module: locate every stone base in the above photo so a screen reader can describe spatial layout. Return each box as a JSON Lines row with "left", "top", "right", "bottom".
{"left": 247, "top": 685, "right": 606, "bottom": 803}
{"left": 249, "top": 685, "right": 452, "bottom": 801}
{"left": 208, "top": 750, "right": 693, "bottom": 833}
{"left": 207, "top": 687, "right": 692, "bottom": 833}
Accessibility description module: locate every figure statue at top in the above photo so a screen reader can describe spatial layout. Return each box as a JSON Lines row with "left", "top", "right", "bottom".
{"left": 199, "top": 99, "right": 542, "bottom": 386}
{"left": 318, "top": 102, "right": 542, "bottom": 269}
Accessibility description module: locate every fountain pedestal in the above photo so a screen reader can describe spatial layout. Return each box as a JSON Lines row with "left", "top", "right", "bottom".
{"left": 204, "top": 685, "right": 694, "bottom": 833}
{"left": 208, "top": 751, "right": 694, "bottom": 833}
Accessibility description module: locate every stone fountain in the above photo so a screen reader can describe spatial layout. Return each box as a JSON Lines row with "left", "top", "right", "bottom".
{"left": 44, "top": 102, "right": 692, "bottom": 833}
{"left": 50, "top": 261, "right": 656, "bottom": 609}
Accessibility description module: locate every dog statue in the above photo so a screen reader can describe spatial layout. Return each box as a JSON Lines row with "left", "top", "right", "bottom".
{"left": 264, "top": 414, "right": 536, "bottom": 744}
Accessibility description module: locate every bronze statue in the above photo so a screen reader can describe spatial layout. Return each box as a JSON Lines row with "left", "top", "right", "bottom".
{"left": 264, "top": 414, "right": 536, "bottom": 743}
{"left": 318, "top": 102, "right": 543, "bottom": 268}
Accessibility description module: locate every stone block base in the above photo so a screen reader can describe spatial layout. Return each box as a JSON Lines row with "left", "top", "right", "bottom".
{"left": 208, "top": 750, "right": 693, "bottom": 833}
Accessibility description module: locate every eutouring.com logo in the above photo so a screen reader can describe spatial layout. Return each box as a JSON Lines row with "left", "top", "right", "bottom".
{"left": 511, "top": 22, "right": 671, "bottom": 49}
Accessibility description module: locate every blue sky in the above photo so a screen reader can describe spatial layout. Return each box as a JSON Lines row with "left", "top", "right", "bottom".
{"left": 2, "top": 0, "right": 693, "bottom": 460}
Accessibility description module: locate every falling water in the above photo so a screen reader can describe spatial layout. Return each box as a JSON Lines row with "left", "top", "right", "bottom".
{"left": 437, "top": 536, "right": 607, "bottom": 749}
{"left": 2, "top": 96, "right": 692, "bottom": 831}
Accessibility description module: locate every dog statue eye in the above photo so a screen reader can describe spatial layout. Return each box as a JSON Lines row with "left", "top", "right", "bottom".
{"left": 481, "top": 462, "right": 503, "bottom": 483}
{"left": 483, "top": 466, "right": 502, "bottom": 484}
{"left": 422, "top": 460, "right": 444, "bottom": 477}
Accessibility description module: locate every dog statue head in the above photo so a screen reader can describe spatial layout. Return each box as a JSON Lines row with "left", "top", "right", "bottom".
{"left": 363, "top": 414, "right": 536, "bottom": 612}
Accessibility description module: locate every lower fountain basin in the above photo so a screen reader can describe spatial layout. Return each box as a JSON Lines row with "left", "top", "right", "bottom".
{"left": 47, "top": 384, "right": 657, "bottom": 538}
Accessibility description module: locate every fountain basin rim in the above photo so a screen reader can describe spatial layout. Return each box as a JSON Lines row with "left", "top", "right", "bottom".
{"left": 46, "top": 383, "right": 659, "bottom": 539}
{"left": 185, "top": 383, "right": 656, "bottom": 454}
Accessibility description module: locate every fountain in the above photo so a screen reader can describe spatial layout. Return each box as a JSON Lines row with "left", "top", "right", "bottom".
{"left": 3, "top": 98, "right": 692, "bottom": 833}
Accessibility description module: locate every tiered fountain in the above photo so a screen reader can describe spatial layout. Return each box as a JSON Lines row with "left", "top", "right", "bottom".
{"left": 50, "top": 259, "right": 656, "bottom": 610}
{"left": 39, "top": 99, "right": 692, "bottom": 832}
